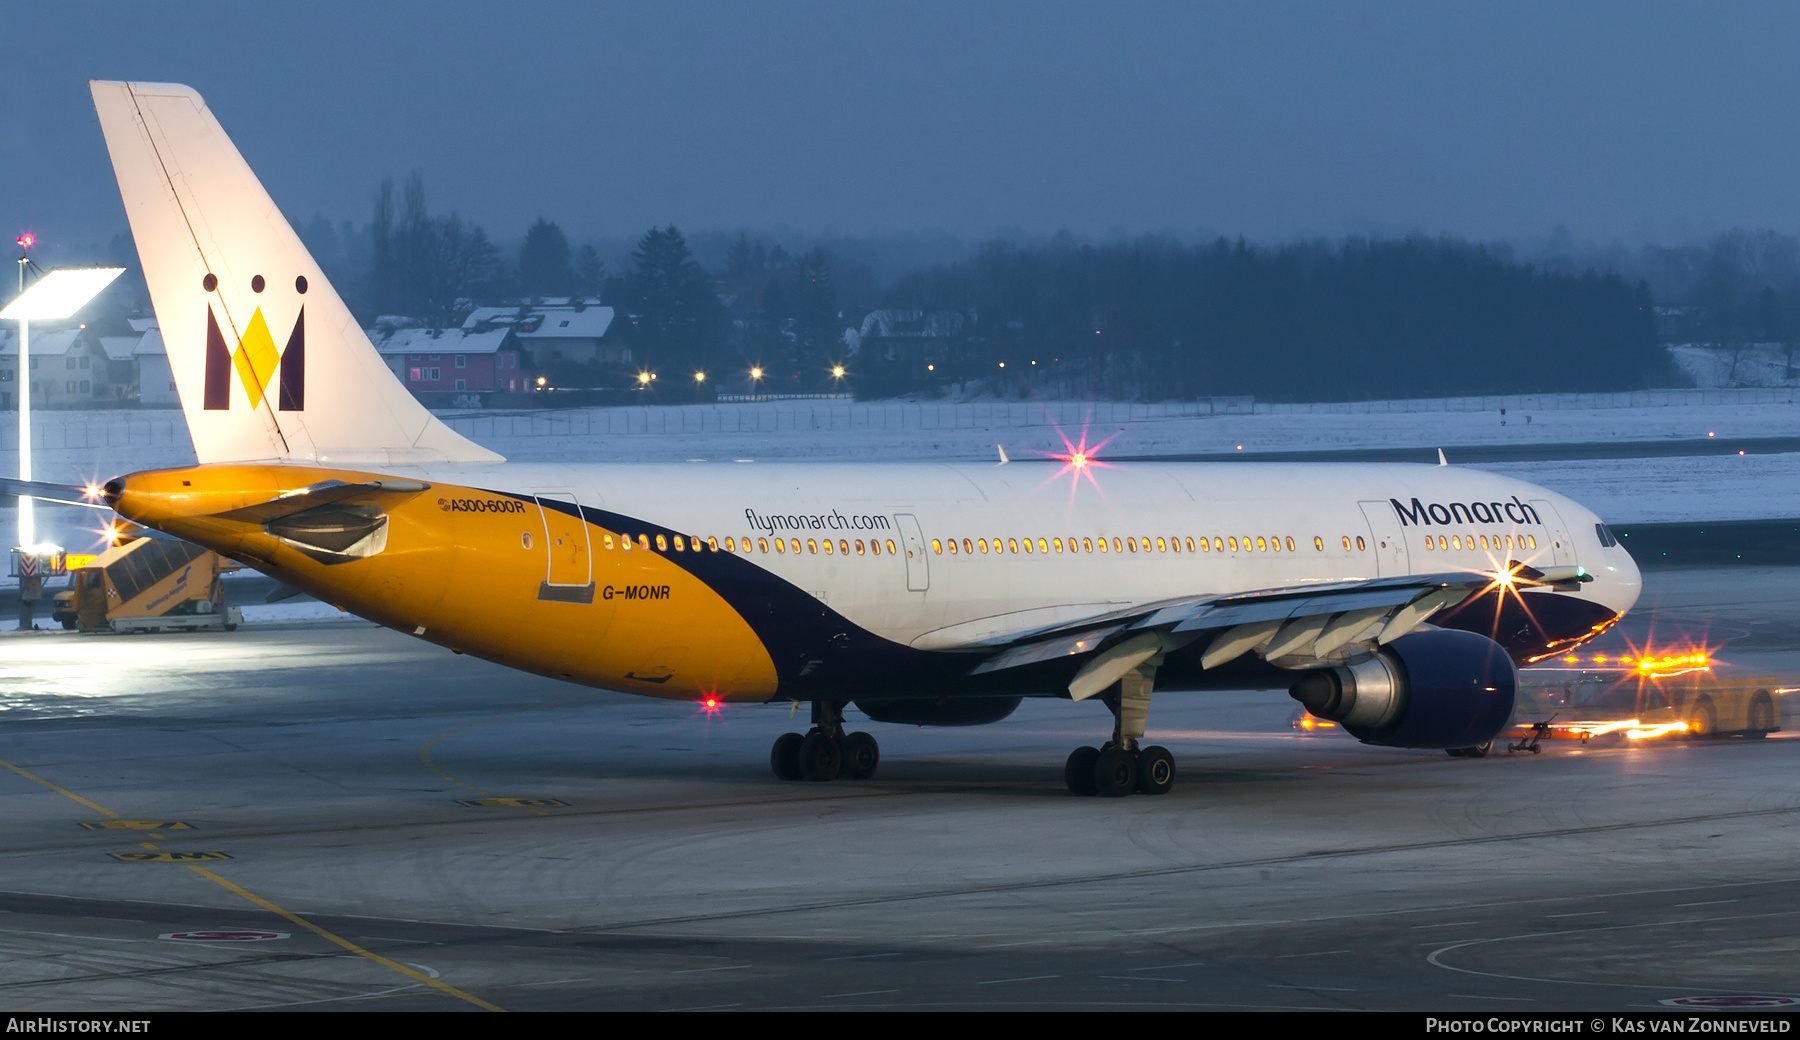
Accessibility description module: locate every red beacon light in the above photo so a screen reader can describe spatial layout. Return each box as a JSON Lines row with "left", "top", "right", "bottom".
{"left": 16, "top": 233, "right": 32, "bottom": 249}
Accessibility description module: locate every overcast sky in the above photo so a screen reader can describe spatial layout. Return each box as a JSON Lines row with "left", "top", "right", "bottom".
{"left": 6, "top": 2, "right": 1800, "bottom": 258}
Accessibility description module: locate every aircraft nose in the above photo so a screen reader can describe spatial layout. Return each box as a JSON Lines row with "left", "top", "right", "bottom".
{"left": 1597, "top": 537, "right": 1642, "bottom": 619}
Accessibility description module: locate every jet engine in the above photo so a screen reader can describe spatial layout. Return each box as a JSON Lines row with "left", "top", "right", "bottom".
{"left": 1287, "top": 629, "right": 1516, "bottom": 749}
{"left": 855, "top": 695, "right": 1023, "bottom": 727}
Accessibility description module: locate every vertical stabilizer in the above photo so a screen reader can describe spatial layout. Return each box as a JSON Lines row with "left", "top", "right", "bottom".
{"left": 90, "top": 80, "right": 502, "bottom": 466}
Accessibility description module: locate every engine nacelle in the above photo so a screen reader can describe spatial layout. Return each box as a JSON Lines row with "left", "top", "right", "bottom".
{"left": 855, "top": 695, "right": 1023, "bottom": 727}
{"left": 1287, "top": 629, "right": 1517, "bottom": 749}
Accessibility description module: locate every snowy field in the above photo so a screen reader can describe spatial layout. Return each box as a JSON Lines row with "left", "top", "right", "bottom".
{"left": 5, "top": 387, "right": 1800, "bottom": 558}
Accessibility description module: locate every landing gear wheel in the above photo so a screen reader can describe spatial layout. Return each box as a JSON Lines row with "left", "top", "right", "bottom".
{"left": 1136, "top": 745, "right": 1175, "bottom": 795}
{"left": 1459, "top": 741, "right": 1493, "bottom": 759}
{"left": 771, "top": 732, "right": 804, "bottom": 781}
{"left": 1093, "top": 747, "right": 1138, "bottom": 797}
{"left": 798, "top": 731, "right": 842, "bottom": 782}
{"left": 1445, "top": 748, "right": 1467, "bottom": 758}
{"left": 1065, "top": 746, "right": 1100, "bottom": 796}
{"left": 840, "top": 732, "right": 880, "bottom": 780}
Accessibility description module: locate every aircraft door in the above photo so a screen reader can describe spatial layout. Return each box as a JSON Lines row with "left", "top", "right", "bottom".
{"left": 1530, "top": 499, "right": 1574, "bottom": 567}
{"left": 1358, "top": 500, "right": 1412, "bottom": 577}
{"left": 894, "top": 513, "right": 930, "bottom": 592}
{"left": 535, "top": 492, "right": 593, "bottom": 598}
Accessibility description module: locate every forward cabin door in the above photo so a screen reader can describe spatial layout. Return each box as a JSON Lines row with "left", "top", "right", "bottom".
{"left": 894, "top": 513, "right": 930, "bottom": 592}
{"left": 1358, "top": 500, "right": 1412, "bottom": 577}
{"left": 535, "top": 491, "right": 594, "bottom": 601}
{"left": 1531, "top": 498, "right": 1575, "bottom": 567}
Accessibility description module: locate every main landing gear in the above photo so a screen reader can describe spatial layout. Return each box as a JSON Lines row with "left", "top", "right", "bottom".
{"left": 1065, "top": 666, "right": 1176, "bottom": 797}
{"left": 771, "top": 700, "right": 880, "bottom": 782}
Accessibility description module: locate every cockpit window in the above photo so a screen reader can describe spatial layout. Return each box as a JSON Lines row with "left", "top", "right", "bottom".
{"left": 1595, "top": 523, "right": 1618, "bottom": 548}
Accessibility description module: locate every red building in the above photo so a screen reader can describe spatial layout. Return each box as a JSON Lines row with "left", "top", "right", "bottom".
{"left": 371, "top": 327, "right": 525, "bottom": 404}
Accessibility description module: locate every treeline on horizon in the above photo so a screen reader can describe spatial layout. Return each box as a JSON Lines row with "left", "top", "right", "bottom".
{"left": 73, "top": 175, "right": 1800, "bottom": 402}
{"left": 867, "top": 236, "right": 1664, "bottom": 401}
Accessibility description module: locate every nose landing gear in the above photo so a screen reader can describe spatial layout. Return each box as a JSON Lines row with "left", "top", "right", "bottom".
{"left": 1065, "top": 669, "right": 1177, "bottom": 796}
{"left": 770, "top": 700, "right": 880, "bottom": 782}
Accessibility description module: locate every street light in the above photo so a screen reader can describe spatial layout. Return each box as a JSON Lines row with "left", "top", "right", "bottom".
{"left": 2, "top": 262, "right": 124, "bottom": 629}
{"left": 3, "top": 265, "right": 124, "bottom": 549}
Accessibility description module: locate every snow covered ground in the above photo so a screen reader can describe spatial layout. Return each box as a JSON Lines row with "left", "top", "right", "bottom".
{"left": 6, "top": 388, "right": 1800, "bottom": 559}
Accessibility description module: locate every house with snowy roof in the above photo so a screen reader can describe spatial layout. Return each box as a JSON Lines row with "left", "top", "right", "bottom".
{"left": 367, "top": 326, "right": 525, "bottom": 405}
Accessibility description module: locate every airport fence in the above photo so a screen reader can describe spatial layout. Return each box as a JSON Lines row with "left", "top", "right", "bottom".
{"left": 3, "top": 386, "right": 1799, "bottom": 450}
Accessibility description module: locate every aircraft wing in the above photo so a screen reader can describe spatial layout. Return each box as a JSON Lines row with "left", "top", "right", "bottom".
{"left": 968, "top": 564, "right": 1590, "bottom": 700}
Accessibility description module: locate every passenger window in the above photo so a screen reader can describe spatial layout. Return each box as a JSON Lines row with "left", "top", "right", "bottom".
{"left": 1424, "top": 536, "right": 1433, "bottom": 550}
{"left": 962, "top": 538, "right": 973, "bottom": 554}
{"left": 931, "top": 538, "right": 941, "bottom": 554}
{"left": 1199, "top": 537, "right": 1210, "bottom": 552}
{"left": 1213, "top": 537, "right": 1223, "bottom": 552}
{"left": 724, "top": 536, "right": 735, "bottom": 552}
{"left": 1437, "top": 535, "right": 1447, "bottom": 550}
{"left": 1022, "top": 538, "right": 1033, "bottom": 554}
{"left": 1054, "top": 537, "right": 1064, "bottom": 553}
{"left": 656, "top": 534, "right": 668, "bottom": 552}
{"left": 1341, "top": 535, "right": 1351, "bottom": 551}
{"left": 1037, "top": 538, "right": 1048, "bottom": 554}
{"left": 871, "top": 540, "right": 881, "bottom": 556}
{"left": 708, "top": 537, "right": 719, "bottom": 551}
{"left": 824, "top": 539, "right": 834, "bottom": 555}
{"left": 1185, "top": 537, "right": 1196, "bottom": 552}
{"left": 978, "top": 538, "right": 988, "bottom": 554}
{"left": 673, "top": 535, "right": 684, "bottom": 551}
{"left": 1529, "top": 535, "right": 1538, "bottom": 549}
{"left": 856, "top": 539, "right": 865, "bottom": 555}
{"left": 1112, "top": 537, "right": 1123, "bottom": 553}
{"left": 1228, "top": 536, "right": 1238, "bottom": 552}
{"left": 1355, "top": 536, "right": 1366, "bottom": 551}
{"left": 601, "top": 534, "right": 614, "bottom": 550}
{"left": 1156, "top": 537, "right": 1167, "bottom": 552}
{"left": 790, "top": 538, "right": 801, "bottom": 554}
{"left": 1285, "top": 537, "right": 1295, "bottom": 552}
{"left": 1097, "top": 538, "right": 1108, "bottom": 553}
{"left": 1084, "top": 538, "right": 1095, "bottom": 553}
{"left": 774, "top": 539, "right": 785, "bottom": 554}
{"left": 1313, "top": 536, "right": 1323, "bottom": 551}
{"left": 807, "top": 539, "right": 817, "bottom": 554}
{"left": 1009, "top": 538, "right": 1019, "bottom": 554}
{"left": 639, "top": 534, "right": 650, "bottom": 551}
{"left": 1256, "top": 537, "right": 1266, "bottom": 552}
{"left": 886, "top": 539, "right": 897, "bottom": 555}
{"left": 1451, "top": 536, "right": 1461, "bottom": 550}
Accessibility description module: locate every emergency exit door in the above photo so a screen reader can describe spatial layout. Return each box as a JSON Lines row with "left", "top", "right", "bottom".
{"left": 894, "top": 513, "right": 930, "bottom": 592}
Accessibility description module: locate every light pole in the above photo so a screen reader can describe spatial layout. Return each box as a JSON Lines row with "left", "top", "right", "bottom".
{"left": 2, "top": 260, "right": 124, "bottom": 628}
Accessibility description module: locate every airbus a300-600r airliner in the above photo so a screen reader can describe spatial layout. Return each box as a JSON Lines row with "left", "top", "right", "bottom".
{"left": 12, "top": 82, "right": 1641, "bottom": 797}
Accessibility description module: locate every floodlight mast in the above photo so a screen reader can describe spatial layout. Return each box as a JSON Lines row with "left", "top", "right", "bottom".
{"left": 2, "top": 253, "right": 126, "bottom": 628}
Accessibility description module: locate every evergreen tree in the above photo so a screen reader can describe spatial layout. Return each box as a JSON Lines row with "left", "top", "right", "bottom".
{"left": 625, "top": 226, "right": 730, "bottom": 386}
{"left": 519, "top": 218, "right": 575, "bottom": 298}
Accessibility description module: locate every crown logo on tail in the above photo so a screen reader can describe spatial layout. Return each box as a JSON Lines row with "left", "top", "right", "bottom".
{"left": 203, "top": 303, "right": 305, "bottom": 411}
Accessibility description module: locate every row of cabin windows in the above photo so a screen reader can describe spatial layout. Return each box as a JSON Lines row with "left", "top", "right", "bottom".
{"left": 600, "top": 533, "right": 903, "bottom": 556}
{"left": 584, "top": 530, "right": 1542, "bottom": 560}
{"left": 1423, "top": 533, "right": 1537, "bottom": 551}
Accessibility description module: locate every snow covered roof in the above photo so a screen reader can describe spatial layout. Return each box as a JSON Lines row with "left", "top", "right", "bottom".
{"left": 0, "top": 328, "right": 84, "bottom": 357}
{"left": 368, "top": 327, "right": 515, "bottom": 355}
{"left": 127, "top": 317, "right": 158, "bottom": 333}
{"left": 859, "top": 309, "right": 966, "bottom": 339}
{"left": 99, "top": 336, "right": 141, "bottom": 361}
{"left": 134, "top": 329, "right": 165, "bottom": 356}
{"left": 463, "top": 303, "right": 613, "bottom": 340}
